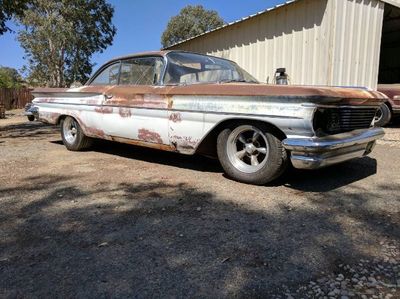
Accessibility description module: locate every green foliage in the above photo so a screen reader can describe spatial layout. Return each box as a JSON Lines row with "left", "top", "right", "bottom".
{"left": 0, "top": 0, "right": 28, "bottom": 35}
{"left": 17, "top": 0, "right": 116, "bottom": 87}
{"left": 0, "top": 66, "right": 23, "bottom": 88}
{"left": 161, "top": 5, "right": 224, "bottom": 49}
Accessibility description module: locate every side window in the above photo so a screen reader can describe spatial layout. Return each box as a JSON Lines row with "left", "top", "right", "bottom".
{"left": 90, "top": 62, "right": 120, "bottom": 85}
{"left": 119, "top": 57, "right": 164, "bottom": 85}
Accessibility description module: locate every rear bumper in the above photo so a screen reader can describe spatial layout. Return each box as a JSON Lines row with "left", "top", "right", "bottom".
{"left": 24, "top": 103, "right": 39, "bottom": 118}
{"left": 282, "top": 128, "right": 385, "bottom": 169}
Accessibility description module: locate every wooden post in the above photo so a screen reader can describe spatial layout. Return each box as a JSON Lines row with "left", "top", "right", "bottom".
{"left": 0, "top": 104, "right": 5, "bottom": 119}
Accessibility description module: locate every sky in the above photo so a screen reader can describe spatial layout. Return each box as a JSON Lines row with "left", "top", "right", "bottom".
{"left": 0, "top": 0, "right": 284, "bottom": 75}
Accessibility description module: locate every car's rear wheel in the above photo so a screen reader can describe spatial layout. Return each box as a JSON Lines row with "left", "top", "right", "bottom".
{"left": 61, "top": 116, "right": 93, "bottom": 151}
{"left": 217, "top": 123, "right": 288, "bottom": 185}
{"left": 374, "top": 103, "right": 391, "bottom": 127}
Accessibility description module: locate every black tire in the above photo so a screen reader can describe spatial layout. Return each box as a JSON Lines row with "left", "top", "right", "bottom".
{"left": 374, "top": 103, "right": 391, "bottom": 127}
{"left": 60, "top": 116, "right": 93, "bottom": 151}
{"left": 217, "top": 122, "right": 288, "bottom": 185}
{"left": 27, "top": 115, "right": 35, "bottom": 121}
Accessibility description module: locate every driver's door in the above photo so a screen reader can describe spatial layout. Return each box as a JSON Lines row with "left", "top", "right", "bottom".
{"left": 98, "top": 56, "right": 169, "bottom": 144}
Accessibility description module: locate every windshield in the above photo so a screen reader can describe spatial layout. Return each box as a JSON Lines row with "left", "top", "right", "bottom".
{"left": 164, "top": 52, "right": 258, "bottom": 85}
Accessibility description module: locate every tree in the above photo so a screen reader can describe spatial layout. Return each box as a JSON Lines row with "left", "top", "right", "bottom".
{"left": 161, "top": 5, "right": 224, "bottom": 48}
{"left": 0, "top": 66, "right": 23, "bottom": 88}
{"left": 17, "top": 0, "right": 116, "bottom": 87}
{"left": 0, "top": 0, "right": 29, "bottom": 35}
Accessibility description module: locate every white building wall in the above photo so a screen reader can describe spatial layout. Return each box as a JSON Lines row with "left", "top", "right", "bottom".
{"left": 168, "top": 0, "right": 385, "bottom": 90}
{"left": 328, "top": 0, "right": 385, "bottom": 89}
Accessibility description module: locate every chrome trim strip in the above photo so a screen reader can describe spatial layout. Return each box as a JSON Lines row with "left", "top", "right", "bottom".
{"left": 34, "top": 101, "right": 303, "bottom": 119}
{"left": 302, "top": 103, "right": 380, "bottom": 109}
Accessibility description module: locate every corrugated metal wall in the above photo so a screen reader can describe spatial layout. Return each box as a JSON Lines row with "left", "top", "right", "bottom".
{"left": 328, "top": 0, "right": 385, "bottom": 89}
{"left": 168, "top": 0, "right": 385, "bottom": 90}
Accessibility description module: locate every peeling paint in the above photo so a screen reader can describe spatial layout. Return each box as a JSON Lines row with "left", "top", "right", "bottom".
{"left": 118, "top": 107, "right": 132, "bottom": 118}
{"left": 95, "top": 106, "right": 113, "bottom": 114}
{"left": 170, "top": 135, "right": 199, "bottom": 149}
{"left": 169, "top": 112, "right": 181, "bottom": 123}
{"left": 110, "top": 136, "right": 175, "bottom": 151}
{"left": 138, "top": 128, "right": 163, "bottom": 144}
{"left": 38, "top": 111, "right": 60, "bottom": 124}
{"left": 84, "top": 126, "right": 106, "bottom": 139}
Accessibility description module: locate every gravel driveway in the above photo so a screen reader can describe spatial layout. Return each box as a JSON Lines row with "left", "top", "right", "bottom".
{"left": 1, "top": 111, "right": 399, "bottom": 298}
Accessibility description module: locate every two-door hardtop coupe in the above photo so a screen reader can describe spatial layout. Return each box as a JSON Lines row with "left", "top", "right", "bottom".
{"left": 31, "top": 50, "right": 386, "bottom": 185}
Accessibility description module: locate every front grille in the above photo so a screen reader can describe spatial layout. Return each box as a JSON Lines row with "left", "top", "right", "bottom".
{"left": 314, "top": 107, "right": 377, "bottom": 135}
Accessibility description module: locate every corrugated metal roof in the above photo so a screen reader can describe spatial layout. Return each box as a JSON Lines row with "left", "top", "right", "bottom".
{"left": 164, "top": 0, "right": 400, "bottom": 49}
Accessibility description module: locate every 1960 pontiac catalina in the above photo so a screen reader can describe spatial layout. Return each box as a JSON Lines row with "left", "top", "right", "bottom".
{"left": 31, "top": 51, "right": 386, "bottom": 185}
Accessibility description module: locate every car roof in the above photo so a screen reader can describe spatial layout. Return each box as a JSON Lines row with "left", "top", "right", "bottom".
{"left": 87, "top": 50, "right": 238, "bottom": 85}
{"left": 102, "top": 50, "right": 235, "bottom": 65}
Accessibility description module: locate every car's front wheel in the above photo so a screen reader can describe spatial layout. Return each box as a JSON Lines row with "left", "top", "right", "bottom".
{"left": 374, "top": 103, "right": 391, "bottom": 127}
{"left": 217, "top": 123, "right": 288, "bottom": 185}
{"left": 60, "top": 116, "right": 93, "bottom": 151}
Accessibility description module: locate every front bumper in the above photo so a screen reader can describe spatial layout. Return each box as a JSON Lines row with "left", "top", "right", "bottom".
{"left": 282, "top": 128, "right": 385, "bottom": 169}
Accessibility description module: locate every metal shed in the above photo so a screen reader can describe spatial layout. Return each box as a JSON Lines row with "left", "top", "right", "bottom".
{"left": 165, "top": 0, "right": 400, "bottom": 90}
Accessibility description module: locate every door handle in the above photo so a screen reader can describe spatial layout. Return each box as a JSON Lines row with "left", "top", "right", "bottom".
{"left": 105, "top": 94, "right": 113, "bottom": 100}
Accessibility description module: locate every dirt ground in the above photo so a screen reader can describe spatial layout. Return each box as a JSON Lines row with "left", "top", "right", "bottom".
{"left": 1, "top": 110, "right": 399, "bottom": 298}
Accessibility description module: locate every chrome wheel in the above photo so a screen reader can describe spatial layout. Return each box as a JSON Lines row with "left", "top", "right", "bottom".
{"left": 374, "top": 107, "right": 383, "bottom": 123}
{"left": 226, "top": 125, "right": 269, "bottom": 173}
{"left": 63, "top": 117, "right": 78, "bottom": 144}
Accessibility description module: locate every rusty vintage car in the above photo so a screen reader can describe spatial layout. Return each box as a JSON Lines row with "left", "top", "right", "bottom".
{"left": 31, "top": 51, "right": 386, "bottom": 185}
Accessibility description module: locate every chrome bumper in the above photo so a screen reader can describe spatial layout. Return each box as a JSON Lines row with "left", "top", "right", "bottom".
{"left": 282, "top": 128, "right": 385, "bottom": 169}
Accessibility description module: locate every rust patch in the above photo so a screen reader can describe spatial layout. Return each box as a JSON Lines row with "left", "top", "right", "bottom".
{"left": 169, "top": 112, "right": 181, "bottom": 123}
{"left": 38, "top": 112, "right": 60, "bottom": 124}
{"left": 33, "top": 88, "right": 69, "bottom": 93}
{"left": 167, "top": 84, "right": 388, "bottom": 100}
{"left": 72, "top": 115, "right": 107, "bottom": 139}
{"left": 84, "top": 126, "right": 106, "bottom": 139}
{"left": 95, "top": 106, "right": 113, "bottom": 114}
{"left": 170, "top": 135, "right": 199, "bottom": 149}
{"left": 106, "top": 94, "right": 168, "bottom": 109}
{"left": 110, "top": 136, "right": 176, "bottom": 152}
{"left": 118, "top": 107, "right": 132, "bottom": 118}
{"left": 167, "top": 95, "right": 174, "bottom": 109}
{"left": 138, "top": 128, "right": 163, "bottom": 144}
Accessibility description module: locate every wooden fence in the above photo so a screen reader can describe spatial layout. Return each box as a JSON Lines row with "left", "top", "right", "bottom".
{"left": 0, "top": 87, "right": 33, "bottom": 110}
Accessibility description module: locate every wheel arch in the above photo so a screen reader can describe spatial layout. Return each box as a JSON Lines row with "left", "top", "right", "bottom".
{"left": 195, "top": 118, "right": 287, "bottom": 158}
{"left": 56, "top": 114, "right": 90, "bottom": 135}
{"left": 385, "top": 101, "right": 393, "bottom": 111}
